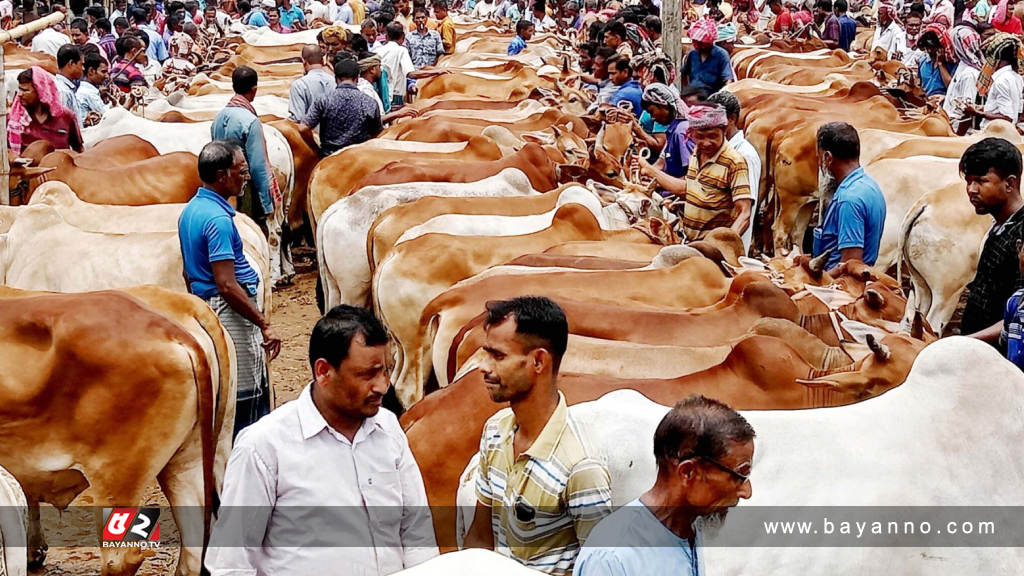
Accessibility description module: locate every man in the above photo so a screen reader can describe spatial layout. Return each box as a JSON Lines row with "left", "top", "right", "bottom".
{"left": 288, "top": 45, "right": 335, "bottom": 121}
{"left": 205, "top": 305, "right": 437, "bottom": 575}
{"left": 641, "top": 104, "right": 753, "bottom": 242}
{"left": 833, "top": 0, "right": 857, "bottom": 51}
{"left": 967, "top": 34, "right": 1024, "bottom": 129}
{"left": 407, "top": 6, "right": 443, "bottom": 68}
{"left": 302, "top": 57, "right": 384, "bottom": 156}
{"left": 508, "top": 19, "right": 534, "bottom": 56}
{"left": 576, "top": 396, "right": 755, "bottom": 576}
{"left": 915, "top": 26, "right": 954, "bottom": 97}
{"left": 30, "top": 21, "right": 70, "bottom": 57}
{"left": 638, "top": 83, "right": 695, "bottom": 184}
{"left": 471, "top": 0, "right": 499, "bottom": 19}
{"left": 211, "top": 67, "right": 278, "bottom": 233}
{"left": 815, "top": 0, "right": 839, "bottom": 48}
{"left": 279, "top": 0, "right": 306, "bottom": 29}
{"left": 960, "top": 138, "right": 1024, "bottom": 341}
{"left": 55, "top": 45, "right": 85, "bottom": 129}
{"left": 110, "top": 0, "right": 128, "bottom": 22}
{"left": 707, "top": 90, "right": 760, "bottom": 255}
{"left": 681, "top": 18, "right": 733, "bottom": 93}
{"left": 434, "top": 0, "right": 455, "bottom": 54}
{"left": 76, "top": 51, "right": 108, "bottom": 123}
{"left": 871, "top": 2, "right": 906, "bottom": 60}
{"left": 464, "top": 297, "right": 613, "bottom": 575}
{"left": 768, "top": 0, "right": 793, "bottom": 35}
{"left": 377, "top": 21, "right": 429, "bottom": 107}
{"left": 645, "top": 15, "right": 663, "bottom": 51}
{"left": 132, "top": 5, "right": 169, "bottom": 62}
{"left": 811, "top": 122, "right": 886, "bottom": 273}
{"left": 602, "top": 19, "right": 631, "bottom": 58}
{"left": 393, "top": 0, "right": 413, "bottom": 27}
{"left": 95, "top": 18, "right": 116, "bottom": 60}
{"left": 69, "top": 18, "right": 92, "bottom": 47}
{"left": 524, "top": 0, "right": 557, "bottom": 33}
{"left": 318, "top": 25, "right": 349, "bottom": 62}
{"left": 331, "top": 0, "right": 354, "bottom": 24}
{"left": 608, "top": 55, "right": 643, "bottom": 117}
{"left": 178, "top": 140, "right": 281, "bottom": 435}
{"left": 357, "top": 50, "right": 420, "bottom": 123}
{"left": 563, "top": 1, "right": 582, "bottom": 29}
{"left": 901, "top": 12, "right": 924, "bottom": 69}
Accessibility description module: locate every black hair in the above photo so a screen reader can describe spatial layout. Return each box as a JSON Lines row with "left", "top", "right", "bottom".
{"left": 816, "top": 121, "right": 860, "bottom": 161}
{"left": 238, "top": 0, "right": 251, "bottom": 13}
{"left": 166, "top": 13, "right": 182, "bottom": 28}
{"left": 85, "top": 4, "right": 105, "bottom": 19}
{"left": 197, "top": 139, "right": 244, "bottom": 184}
{"left": 131, "top": 28, "right": 151, "bottom": 49}
{"left": 516, "top": 18, "right": 534, "bottom": 35}
{"left": 999, "top": 43, "right": 1020, "bottom": 71}
{"left": 768, "top": 0, "right": 782, "bottom": 6}
{"left": 680, "top": 84, "right": 709, "bottom": 102}
{"left": 70, "top": 17, "right": 89, "bottom": 34}
{"left": 917, "top": 30, "right": 941, "bottom": 48}
{"left": 707, "top": 90, "right": 741, "bottom": 120}
{"left": 607, "top": 53, "right": 632, "bottom": 74}
{"left": 309, "top": 305, "right": 388, "bottom": 372}
{"left": 484, "top": 296, "right": 569, "bottom": 373}
{"left": 960, "top": 137, "right": 1023, "bottom": 180}
{"left": 815, "top": 0, "right": 832, "bottom": 10}
{"left": 168, "top": 0, "right": 186, "bottom": 14}
{"left": 834, "top": 0, "right": 848, "bottom": 11}
{"left": 412, "top": 5, "right": 428, "bottom": 16}
{"left": 385, "top": 20, "right": 405, "bottom": 41}
{"left": 350, "top": 33, "right": 369, "bottom": 52}
{"left": 605, "top": 20, "right": 627, "bottom": 39}
{"left": 976, "top": 21, "right": 994, "bottom": 34}
{"left": 644, "top": 14, "right": 661, "bottom": 34}
{"left": 232, "top": 65, "right": 259, "bottom": 95}
{"left": 653, "top": 396, "right": 756, "bottom": 475}
{"left": 432, "top": 0, "right": 448, "bottom": 9}
{"left": 335, "top": 57, "right": 360, "bottom": 79}
{"left": 83, "top": 51, "right": 105, "bottom": 74}
{"left": 57, "top": 44, "right": 83, "bottom": 68}
{"left": 113, "top": 16, "right": 129, "bottom": 29}
{"left": 533, "top": 0, "right": 545, "bottom": 10}
{"left": 79, "top": 42, "right": 101, "bottom": 58}
{"left": 16, "top": 68, "right": 32, "bottom": 84}
{"left": 95, "top": 17, "right": 111, "bottom": 33}
{"left": 357, "top": 49, "right": 375, "bottom": 61}
{"left": 909, "top": 1, "right": 926, "bottom": 16}
{"left": 595, "top": 45, "right": 616, "bottom": 59}
{"left": 130, "top": 5, "right": 148, "bottom": 23}
{"left": 114, "top": 34, "right": 141, "bottom": 57}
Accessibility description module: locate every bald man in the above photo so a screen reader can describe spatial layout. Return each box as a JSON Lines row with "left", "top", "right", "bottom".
{"left": 288, "top": 45, "right": 336, "bottom": 121}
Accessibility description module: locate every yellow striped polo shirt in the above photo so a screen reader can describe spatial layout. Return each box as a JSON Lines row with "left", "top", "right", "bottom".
{"left": 475, "top": 392, "right": 613, "bottom": 575}
{"left": 679, "top": 141, "right": 753, "bottom": 241}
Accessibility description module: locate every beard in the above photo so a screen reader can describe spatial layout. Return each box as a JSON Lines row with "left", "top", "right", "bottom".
{"left": 696, "top": 508, "right": 730, "bottom": 540}
{"left": 818, "top": 165, "right": 839, "bottom": 201}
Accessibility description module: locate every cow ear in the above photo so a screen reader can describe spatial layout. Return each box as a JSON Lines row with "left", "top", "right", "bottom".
{"left": 581, "top": 115, "right": 603, "bottom": 134}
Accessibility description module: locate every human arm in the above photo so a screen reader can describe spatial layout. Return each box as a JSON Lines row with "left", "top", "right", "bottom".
{"left": 395, "top": 427, "right": 440, "bottom": 567}
{"left": 463, "top": 436, "right": 495, "bottom": 550}
{"left": 967, "top": 320, "right": 1004, "bottom": 344}
{"left": 566, "top": 458, "right": 613, "bottom": 545}
{"left": 937, "top": 56, "right": 954, "bottom": 87}
{"left": 243, "top": 120, "right": 275, "bottom": 215}
{"left": 639, "top": 156, "right": 687, "bottom": 197}
{"left": 301, "top": 94, "right": 325, "bottom": 130}
{"left": 211, "top": 259, "right": 281, "bottom": 359}
{"left": 728, "top": 159, "right": 754, "bottom": 235}
{"left": 382, "top": 107, "right": 418, "bottom": 124}
{"left": 67, "top": 115, "right": 85, "bottom": 153}
{"left": 731, "top": 198, "right": 753, "bottom": 236}
{"left": 631, "top": 118, "right": 667, "bottom": 153}
{"left": 288, "top": 82, "right": 308, "bottom": 122}
{"left": 203, "top": 432, "right": 277, "bottom": 575}
{"left": 825, "top": 248, "right": 864, "bottom": 277}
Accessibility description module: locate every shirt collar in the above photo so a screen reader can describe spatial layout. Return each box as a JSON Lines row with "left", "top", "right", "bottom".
{"left": 729, "top": 130, "right": 747, "bottom": 146}
{"left": 196, "top": 186, "right": 236, "bottom": 216}
{"left": 296, "top": 384, "right": 383, "bottom": 442}
{"left": 836, "top": 166, "right": 866, "bottom": 190}
{"left": 994, "top": 204, "right": 1024, "bottom": 235}
{"left": 517, "top": 392, "right": 569, "bottom": 462}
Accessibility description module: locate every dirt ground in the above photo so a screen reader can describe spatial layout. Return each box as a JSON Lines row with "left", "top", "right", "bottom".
{"left": 41, "top": 270, "right": 321, "bottom": 575}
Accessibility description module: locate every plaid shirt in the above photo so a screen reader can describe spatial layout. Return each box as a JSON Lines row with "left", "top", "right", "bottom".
{"left": 961, "top": 206, "right": 1024, "bottom": 335}
{"left": 406, "top": 28, "right": 444, "bottom": 69}
{"left": 301, "top": 83, "right": 382, "bottom": 157}
{"left": 476, "top": 393, "right": 613, "bottom": 575}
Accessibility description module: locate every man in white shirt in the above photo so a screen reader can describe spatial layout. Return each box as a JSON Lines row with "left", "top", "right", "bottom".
{"left": 31, "top": 25, "right": 71, "bottom": 58}
{"left": 109, "top": 0, "right": 128, "bottom": 22}
{"left": 377, "top": 21, "right": 415, "bottom": 109}
{"left": 288, "top": 45, "right": 336, "bottom": 121}
{"left": 330, "top": 0, "right": 354, "bottom": 24}
{"left": 708, "top": 90, "right": 761, "bottom": 255}
{"left": 870, "top": 3, "right": 906, "bottom": 60}
{"left": 306, "top": 0, "right": 332, "bottom": 23}
{"left": 76, "top": 51, "right": 109, "bottom": 123}
{"left": 970, "top": 37, "right": 1024, "bottom": 129}
{"left": 55, "top": 45, "right": 85, "bottom": 128}
{"left": 471, "top": 0, "right": 498, "bottom": 18}
{"left": 523, "top": 0, "right": 557, "bottom": 32}
{"left": 206, "top": 306, "right": 439, "bottom": 576}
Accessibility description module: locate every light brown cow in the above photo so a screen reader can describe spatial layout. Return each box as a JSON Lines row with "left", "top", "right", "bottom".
{"left": 32, "top": 152, "right": 202, "bottom": 205}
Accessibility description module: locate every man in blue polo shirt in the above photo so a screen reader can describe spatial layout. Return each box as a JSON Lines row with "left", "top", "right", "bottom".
{"left": 608, "top": 55, "right": 643, "bottom": 116}
{"left": 179, "top": 139, "right": 282, "bottom": 436}
{"left": 681, "top": 18, "right": 733, "bottom": 93}
{"left": 812, "top": 122, "right": 886, "bottom": 274}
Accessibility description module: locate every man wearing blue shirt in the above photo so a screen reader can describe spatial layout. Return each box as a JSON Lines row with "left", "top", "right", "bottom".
{"left": 132, "top": 5, "right": 169, "bottom": 62}
{"left": 179, "top": 140, "right": 282, "bottom": 435}
{"left": 607, "top": 55, "right": 643, "bottom": 117}
{"left": 576, "top": 396, "right": 754, "bottom": 576}
{"left": 812, "top": 122, "right": 887, "bottom": 273}
{"left": 508, "top": 19, "right": 533, "bottom": 55}
{"left": 681, "top": 23, "right": 733, "bottom": 93}
{"left": 833, "top": 0, "right": 858, "bottom": 52}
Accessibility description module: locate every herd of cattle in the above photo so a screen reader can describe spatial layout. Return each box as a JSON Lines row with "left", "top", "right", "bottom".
{"left": 0, "top": 16, "right": 1021, "bottom": 576}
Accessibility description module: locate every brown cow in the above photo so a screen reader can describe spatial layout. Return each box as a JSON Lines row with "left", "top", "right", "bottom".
{"left": 268, "top": 119, "right": 321, "bottom": 235}
{"left": 383, "top": 108, "right": 590, "bottom": 140}
{"left": 416, "top": 68, "right": 558, "bottom": 100}
{"left": 30, "top": 152, "right": 203, "bottom": 205}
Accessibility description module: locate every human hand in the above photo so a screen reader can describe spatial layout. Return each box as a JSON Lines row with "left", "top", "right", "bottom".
{"left": 261, "top": 325, "right": 282, "bottom": 361}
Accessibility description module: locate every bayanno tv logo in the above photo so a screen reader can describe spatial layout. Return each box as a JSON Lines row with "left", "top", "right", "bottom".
{"left": 101, "top": 508, "right": 161, "bottom": 549}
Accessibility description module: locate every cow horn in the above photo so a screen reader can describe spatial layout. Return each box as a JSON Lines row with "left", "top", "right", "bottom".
{"left": 866, "top": 334, "right": 891, "bottom": 361}
{"left": 911, "top": 310, "right": 924, "bottom": 340}
{"left": 808, "top": 249, "right": 831, "bottom": 274}
{"left": 864, "top": 288, "right": 885, "bottom": 309}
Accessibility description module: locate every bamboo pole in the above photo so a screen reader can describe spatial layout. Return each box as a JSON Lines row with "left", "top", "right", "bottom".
{"left": 0, "top": 11, "right": 67, "bottom": 205}
{"left": 663, "top": 0, "right": 683, "bottom": 90}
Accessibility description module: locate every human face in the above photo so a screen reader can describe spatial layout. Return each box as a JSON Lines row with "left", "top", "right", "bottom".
{"left": 878, "top": 11, "right": 891, "bottom": 27}
{"left": 362, "top": 22, "right": 377, "bottom": 38}
{"left": 981, "top": 26, "right": 998, "bottom": 43}
{"left": 221, "top": 150, "right": 251, "bottom": 197}
{"left": 673, "top": 440, "right": 754, "bottom": 521}
{"left": 966, "top": 168, "right": 1018, "bottom": 215}
{"left": 593, "top": 54, "right": 608, "bottom": 79}
{"left": 769, "top": 1, "right": 782, "bottom": 14}
{"left": 70, "top": 27, "right": 88, "bottom": 45}
{"left": 817, "top": 147, "right": 839, "bottom": 196}
{"left": 604, "top": 31, "right": 622, "bottom": 48}
{"left": 313, "top": 333, "right": 390, "bottom": 421}
{"left": 692, "top": 126, "right": 725, "bottom": 158}
{"left": 115, "top": 23, "right": 128, "bottom": 35}
{"left": 205, "top": 7, "right": 217, "bottom": 22}
{"left": 414, "top": 12, "right": 427, "bottom": 31}
{"left": 521, "top": 24, "right": 535, "bottom": 40}
{"left": 323, "top": 35, "right": 345, "bottom": 55}
{"left": 88, "top": 61, "right": 109, "bottom": 85}
{"left": 18, "top": 82, "right": 38, "bottom": 107}
{"left": 905, "top": 17, "right": 921, "bottom": 38}
{"left": 268, "top": 8, "right": 280, "bottom": 25}
{"left": 578, "top": 49, "right": 594, "bottom": 72}
{"left": 693, "top": 39, "right": 711, "bottom": 52}
{"left": 609, "top": 63, "right": 629, "bottom": 86}
{"left": 648, "top": 103, "right": 672, "bottom": 125}
{"left": 395, "top": 0, "right": 409, "bottom": 14}
{"left": 480, "top": 318, "right": 541, "bottom": 404}
{"left": 116, "top": 0, "right": 127, "bottom": 10}
{"left": 435, "top": 5, "right": 447, "bottom": 19}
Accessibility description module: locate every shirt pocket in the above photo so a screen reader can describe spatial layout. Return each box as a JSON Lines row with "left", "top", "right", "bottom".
{"left": 362, "top": 469, "right": 404, "bottom": 540}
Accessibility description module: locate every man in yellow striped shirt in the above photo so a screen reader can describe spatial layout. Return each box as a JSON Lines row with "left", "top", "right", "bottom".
{"left": 465, "top": 297, "right": 613, "bottom": 575}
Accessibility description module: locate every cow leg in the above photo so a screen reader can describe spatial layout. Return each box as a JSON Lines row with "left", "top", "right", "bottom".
{"left": 26, "top": 501, "right": 46, "bottom": 570}
{"left": 92, "top": 480, "right": 151, "bottom": 575}
{"left": 773, "top": 196, "right": 813, "bottom": 255}
{"left": 157, "top": 425, "right": 207, "bottom": 576}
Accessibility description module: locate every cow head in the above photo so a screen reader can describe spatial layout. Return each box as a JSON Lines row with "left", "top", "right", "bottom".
{"left": 847, "top": 283, "right": 907, "bottom": 326}
{"left": 524, "top": 123, "right": 590, "bottom": 172}
{"left": 831, "top": 260, "right": 901, "bottom": 298}
{"left": 797, "top": 333, "right": 925, "bottom": 399}
{"left": 770, "top": 250, "right": 835, "bottom": 294}
{"left": 7, "top": 163, "right": 56, "bottom": 206}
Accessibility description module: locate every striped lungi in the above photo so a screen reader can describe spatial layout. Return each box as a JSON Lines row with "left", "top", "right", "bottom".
{"left": 206, "top": 294, "right": 271, "bottom": 436}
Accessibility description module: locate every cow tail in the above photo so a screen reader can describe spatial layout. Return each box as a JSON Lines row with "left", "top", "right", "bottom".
{"left": 183, "top": 335, "right": 215, "bottom": 561}
{"left": 315, "top": 217, "right": 336, "bottom": 310}
{"left": 899, "top": 203, "right": 930, "bottom": 319}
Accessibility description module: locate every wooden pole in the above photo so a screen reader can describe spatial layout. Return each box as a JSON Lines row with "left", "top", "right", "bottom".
{"left": 663, "top": 0, "right": 684, "bottom": 90}
{"left": 0, "top": 11, "right": 66, "bottom": 205}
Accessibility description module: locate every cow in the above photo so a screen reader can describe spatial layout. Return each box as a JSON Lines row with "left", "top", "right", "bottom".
{"left": 143, "top": 94, "right": 290, "bottom": 122}
{"left": 416, "top": 68, "right": 559, "bottom": 100}
{"left": 382, "top": 107, "right": 589, "bottom": 140}
{"left": 374, "top": 204, "right": 657, "bottom": 406}
{"left": 402, "top": 331, "right": 925, "bottom": 547}
{"left": 317, "top": 169, "right": 537, "bottom": 310}
{"left": 30, "top": 151, "right": 203, "bottom": 205}
{"left": 0, "top": 463, "right": 26, "bottom": 576}
{"left": 0, "top": 289, "right": 215, "bottom": 575}
{"left": 307, "top": 137, "right": 503, "bottom": 226}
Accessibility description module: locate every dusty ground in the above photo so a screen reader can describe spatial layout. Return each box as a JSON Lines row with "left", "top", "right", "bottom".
{"left": 41, "top": 270, "right": 321, "bottom": 575}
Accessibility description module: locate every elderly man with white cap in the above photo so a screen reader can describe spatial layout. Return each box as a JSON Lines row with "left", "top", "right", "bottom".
{"left": 641, "top": 103, "right": 753, "bottom": 242}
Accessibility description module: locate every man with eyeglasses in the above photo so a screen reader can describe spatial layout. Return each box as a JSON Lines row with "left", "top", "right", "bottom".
{"left": 575, "top": 395, "right": 755, "bottom": 576}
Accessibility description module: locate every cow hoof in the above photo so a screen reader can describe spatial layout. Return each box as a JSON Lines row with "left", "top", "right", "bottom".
{"left": 275, "top": 274, "right": 295, "bottom": 288}
{"left": 27, "top": 544, "right": 47, "bottom": 570}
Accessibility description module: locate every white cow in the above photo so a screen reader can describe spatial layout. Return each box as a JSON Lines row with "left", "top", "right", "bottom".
{"left": 456, "top": 337, "right": 1024, "bottom": 574}
{"left": 0, "top": 465, "right": 27, "bottom": 576}
{"left": 316, "top": 168, "right": 537, "bottom": 309}
{"left": 83, "top": 107, "right": 295, "bottom": 283}
{"left": 0, "top": 205, "right": 267, "bottom": 311}
{"left": 144, "top": 93, "right": 290, "bottom": 120}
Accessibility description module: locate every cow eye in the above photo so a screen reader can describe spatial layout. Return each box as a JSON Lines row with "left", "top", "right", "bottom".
{"left": 606, "top": 171, "right": 617, "bottom": 178}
